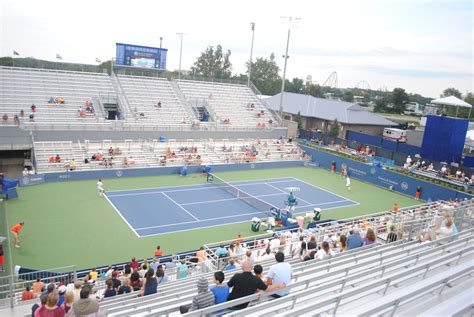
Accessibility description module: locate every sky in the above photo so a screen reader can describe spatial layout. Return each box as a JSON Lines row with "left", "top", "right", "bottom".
{"left": 1, "top": 0, "right": 472, "bottom": 98}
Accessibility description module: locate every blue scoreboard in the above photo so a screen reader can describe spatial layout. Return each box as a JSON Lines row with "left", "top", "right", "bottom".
{"left": 116, "top": 43, "right": 167, "bottom": 70}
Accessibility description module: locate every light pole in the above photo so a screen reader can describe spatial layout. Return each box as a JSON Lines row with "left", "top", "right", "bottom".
{"left": 176, "top": 33, "right": 185, "bottom": 80}
{"left": 159, "top": 37, "right": 163, "bottom": 49}
{"left": 278, "top": 16, "right": 301, "bottom": 120}
{"left": 247, "top": 22, "right": 255, "bottom": 87}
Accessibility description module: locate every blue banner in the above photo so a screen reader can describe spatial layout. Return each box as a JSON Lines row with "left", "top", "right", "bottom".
{"left": 19, "top": 174, "right": 45, "bottom": 187}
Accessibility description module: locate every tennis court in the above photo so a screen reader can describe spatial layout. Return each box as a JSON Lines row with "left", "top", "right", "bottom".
{"left": 105, "top": 176, "right": 358, "bottom": 237}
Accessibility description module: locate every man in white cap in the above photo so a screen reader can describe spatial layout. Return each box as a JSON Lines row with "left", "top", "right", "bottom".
{"left": 313, "top": 208, "right": 321, "bottom": 221}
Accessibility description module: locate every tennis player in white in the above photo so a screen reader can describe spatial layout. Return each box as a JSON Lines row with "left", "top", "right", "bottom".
{"left": 97, "top": 179, "right": 105, "bottom": 197}
{"left": 346, "top": 176, "right": 351, "bottom": 191}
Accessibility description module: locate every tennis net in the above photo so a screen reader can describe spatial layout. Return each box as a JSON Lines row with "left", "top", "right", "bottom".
{"left": 207, "top": 173, "right": 275, "bottom": 214}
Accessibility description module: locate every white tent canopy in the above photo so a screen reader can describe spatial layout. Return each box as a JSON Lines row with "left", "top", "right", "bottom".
{"left": 431, "top": 96, "right": 472, "bottom": 108}
{"left": 431, "top": 96, "right": 472, "bottom": 118}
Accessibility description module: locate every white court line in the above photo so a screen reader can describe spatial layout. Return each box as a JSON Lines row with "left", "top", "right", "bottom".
{"left": 289, "top": 177, "right": 359, "bottom": 204}
{"left": 106, "top": 179, "right": 297, "bottom": 197}
{"left": 135, "top": 199, "right": 358, "bottom": 238}
{"left": 161, "top": 192, "right": 200, "bottom": 221}
{"left": 265, "top": 182, "right": 314, "bottom": 206}
{"left": 104, "top": 193, "right": 140, "bottom": 238}
{"left": 180, "top": 192, "right": 285, "bottom": 206}
{"left": 135, "top": 210, "right": 266, "bottom": 231}
{"left": 107, "top": 176, "right": 296, "bottom": 194}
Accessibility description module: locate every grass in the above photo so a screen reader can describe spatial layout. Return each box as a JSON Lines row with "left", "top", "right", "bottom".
{"left": 2, "top": 167, "right": 418, "bottom": 271}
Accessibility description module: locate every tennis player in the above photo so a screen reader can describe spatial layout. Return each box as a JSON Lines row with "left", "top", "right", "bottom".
{"left": 10, "top": 222, "right": 24, "bottom": 248}
{"left": 346, "top": 176, "right": 351, "bottom": 191}
{"left": 97, "top": 179, "right": 105, "bottom": 197}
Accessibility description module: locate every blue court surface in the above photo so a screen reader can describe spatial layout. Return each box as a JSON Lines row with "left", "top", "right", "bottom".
{"left": 105, "top": 177, "right": 358, "bottom": 237}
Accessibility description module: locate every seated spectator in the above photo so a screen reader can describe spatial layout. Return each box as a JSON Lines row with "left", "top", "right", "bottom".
{"left": 253, "top": 264, "right": 266, "bottom": 283}
{"left": 72, "top": 281, "right": 82, "bottom": 302}
{"left": 227, "top": 261, "right": 284, "bottom": 310}
{"left": 141, "top": 269, "right": 158, "bottom": 296}
{"left": 35, "top": 291, "right": 65, "bottom": 317}
{"left": 363, "top": 228, "right": 376, "bottom": 246}
{"left": 180, "top": 276, "right": 215, "bottom": 313}
{"left": 176, "top": 260, "right": 188, "bottom": 279}
{"left": 156, "top": 266, "right": 168, "bottom": 285}
{"left": 347, "top": 228, "right": 363, "bottom": 250}
{"left": 436, "top": 217, "right": 454, "bottom": 239}
{"left": 48, "top": 97, "right": 55, "bottom": 104}
{"left": 32, "top": 278, "right": 44, "bottom": 295}
{"left": 62, "top": 291, "right": 74, "bottom": 314}
{"left": 215, "top": 244, "right": 228, "bottom": 258}
{"left": 14, "top": 114, "right": 20, "bottom": 125}
{"left": 156, "top": 101, "right": 162, "bottom": 108}
{"left": 57, "top": 285, "right": 67, "bottom": 306}
{"left": 225, "top": 259, "right": 237, "bottom": 271}
{"left": 256, "top": 247, "right": 274, "bottom": 263}
{"left": 210, "top": 271, "right": 229, "bottom": 305}
{"left": 130, "top": 269, "right": 142, "bottom": 291}
{"left": 108, "top": 147, "right": 114, "bottom": 155}
{"left": 69, "top": 285, "right": 99, "bottom": 317}
{"left": 21, "top": 285, "right": 34, "bottom": 301}
{"left": 31, "top": 104, "right": 37, "bottom": 112}
{"left": 109, "top": 271, "right": 121, "bottom": 290}
{"left": 130, "top": 257, "right": 139, "bottom": 270}
{"left": 266, "top": 252, "right": 292, "bottom": 298}
{"left": 2, "top": 113, "right": 8, "bottom": 123}
{"left": 316, "top": 241, "right": 336, "bottom": 260}
{"left": 386, "top": 225, "right": 398, "bottom": 243}
{"left": 29, "top": 113, "right": 34, "bottom": 121}
{"left": 196, "top": 246, "right": 207, "bottom": 262}
{"left": 140, "top": 260, "right": 150, "bottom": 272}
{"left": 117, "top": 278, "right": 132, "bottom": 295}
{"left": 19, "top": 109, "right": 25, "bottom": 117}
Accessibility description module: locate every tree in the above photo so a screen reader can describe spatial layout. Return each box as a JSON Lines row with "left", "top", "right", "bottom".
{"left": 191, "top": 45, "right": 232, "bottom": 79}
{"left": 306, "top": 83, "right": 324, "bottom": 98}
{"left": 442, "top": 87, "right": 462, "bottom": 98}
{"left": 329, "top": 118, "right": 340, "bottom": 137}
{"left": 246, "top": 54, "right": 281, "bottom": 95}
{"left": 374, "top": 95, "right": 389, "bottom": 112}
{"left": 391, "top": 88, "right": 409, "bottom": 113}
{"left": 285, "top": 78, "right": 305, "bottom": 93}
{"left": 342, "top": 91, "right": 354, "bottom": 102}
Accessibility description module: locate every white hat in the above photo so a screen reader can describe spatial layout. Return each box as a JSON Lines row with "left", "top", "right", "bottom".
{"left": 58, "top": 285, "right": 67, "bottom": 294}
{"left": 314, "top": 208, "right": 322, "bottom": 212}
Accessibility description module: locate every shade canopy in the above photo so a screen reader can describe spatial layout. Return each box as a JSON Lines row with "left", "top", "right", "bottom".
{"left": 431, "top": 96, "right": 472, "bottom": 109}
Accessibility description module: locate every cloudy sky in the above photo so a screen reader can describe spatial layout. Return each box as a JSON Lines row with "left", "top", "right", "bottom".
{"left": 1, "top": 0, "right": 472, "bottom": 97}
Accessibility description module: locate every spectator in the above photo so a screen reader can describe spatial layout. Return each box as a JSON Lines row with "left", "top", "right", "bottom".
{"left": 225, "top": 259, "right": 237, "bottom": 271}
{"left": 31, "top": 104, "right": 37, "bottom": 112}
{"left": 32, "top": 292, "right": 47, "bottom": 316}
{"left": 180, "top": 277, "right": 215, "bottom": 313}
{"left": 253, "top": 265, "right": 266, "bottom": 283}
{"left": 21, "top": 285, "right": 34, "bottom": 301}
{"left": 149, "top": 258, "right": 159, "bottom": 272}
{"left": 140, "top": 260, "right": 150, "bottom": 272}
{"left": 72, "top": 281, "right": 82, "bottom": 302}
{"left": 227, "top": 261, "right": 284, "bottom": 310}
{"left": 176, "top": 260, "right": 188, "bottom": 279}
{"left": 266, "top": 252, "right": 292, "bottom": 298}
{"left": 130, "top": 257, "right": 139, "bottom": 270}
{"left": 29, "top": 113, "right": 34, "bottom": 122}
{"left": 316, "top": 241, "right": 336, "bottom": 260}
{"left": 69, "top": 285, "right": 99, "bottom": 317}
{"left": 130, "top": 269, "right": 142, "bottom": 291}
{"left": 20, "top": 109, "right": 25, "bottom": 117}
{"left": 2, "top": 113, "right": 8, "bottom": 123}
{"left": 235, "top": 233, "right": 243, "bottom": 244}
{"left": 210, "top": 271, "right": 229, "bottom": 305}
{"left": 103, "top": 265, "right": 113, "bottom": 279}
{"left": 109, "top": 271, "right": 121, "bottom": 290}
{"left": 35, "top": 291, "right": 65, "bottom": 317}
{"left": 141, "top": 268, "right": 158, "bottom": 296}
{"left": 215, "top": 244, "right": 228, "bottom": 257}
{"left": 256, "top": 247, "right": 274, "bottom": 263}
{"left": 393, "top": 203, "right": 399, "bottom": 212}
{"left": 154, "top": 245, "right": 163, "bottom": 256}
{"left": 103, "top": 280, "right": 116, "bottom": 298}
{"left": 307, "top": 236, "right": 317, "bottom": 251}
{"left": 62, "top": 292, "right": 74, "bottom": 313}
{"left": 117, "top": 278, "right": 132, "bottom": 295}
{"left": 156, "top": 266, "right": 168, "bottom": 285}
{"left": 196, "top": 246, "right": 207, "bottom": 262}
{"left": 386, "top": 226, "right": 398, "bottom": 243}
{"left": 436, "top": 218, "right": 454, "bottom": 239}
{"left": 363, "top": 228, "right": 376, "bottom": 246}
{"left": 33, "top": 278, "right": 45, "bottom": 295}
{"left": 347, "top": 228, "right": 363, "bottom": 250}
{"left": 57, "top": 286, "right": 67, "bottom": 306}
{"left": 244, "top": 250, "right": 255, "bottom": 265}
{"left": 14, "top": 114, "right": 20, "bottom": 125}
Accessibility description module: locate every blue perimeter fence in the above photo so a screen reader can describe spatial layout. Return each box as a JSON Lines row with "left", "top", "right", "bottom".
{"left": 300, "top": 145, "right": 472, "bottom": 201}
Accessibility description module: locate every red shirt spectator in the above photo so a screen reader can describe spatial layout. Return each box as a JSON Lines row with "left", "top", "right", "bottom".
{"left": 154, "top": 245, "right": 163, "bottom": 256}
{"left": 21, "top": 287, "right": 34, "bottom": 301}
